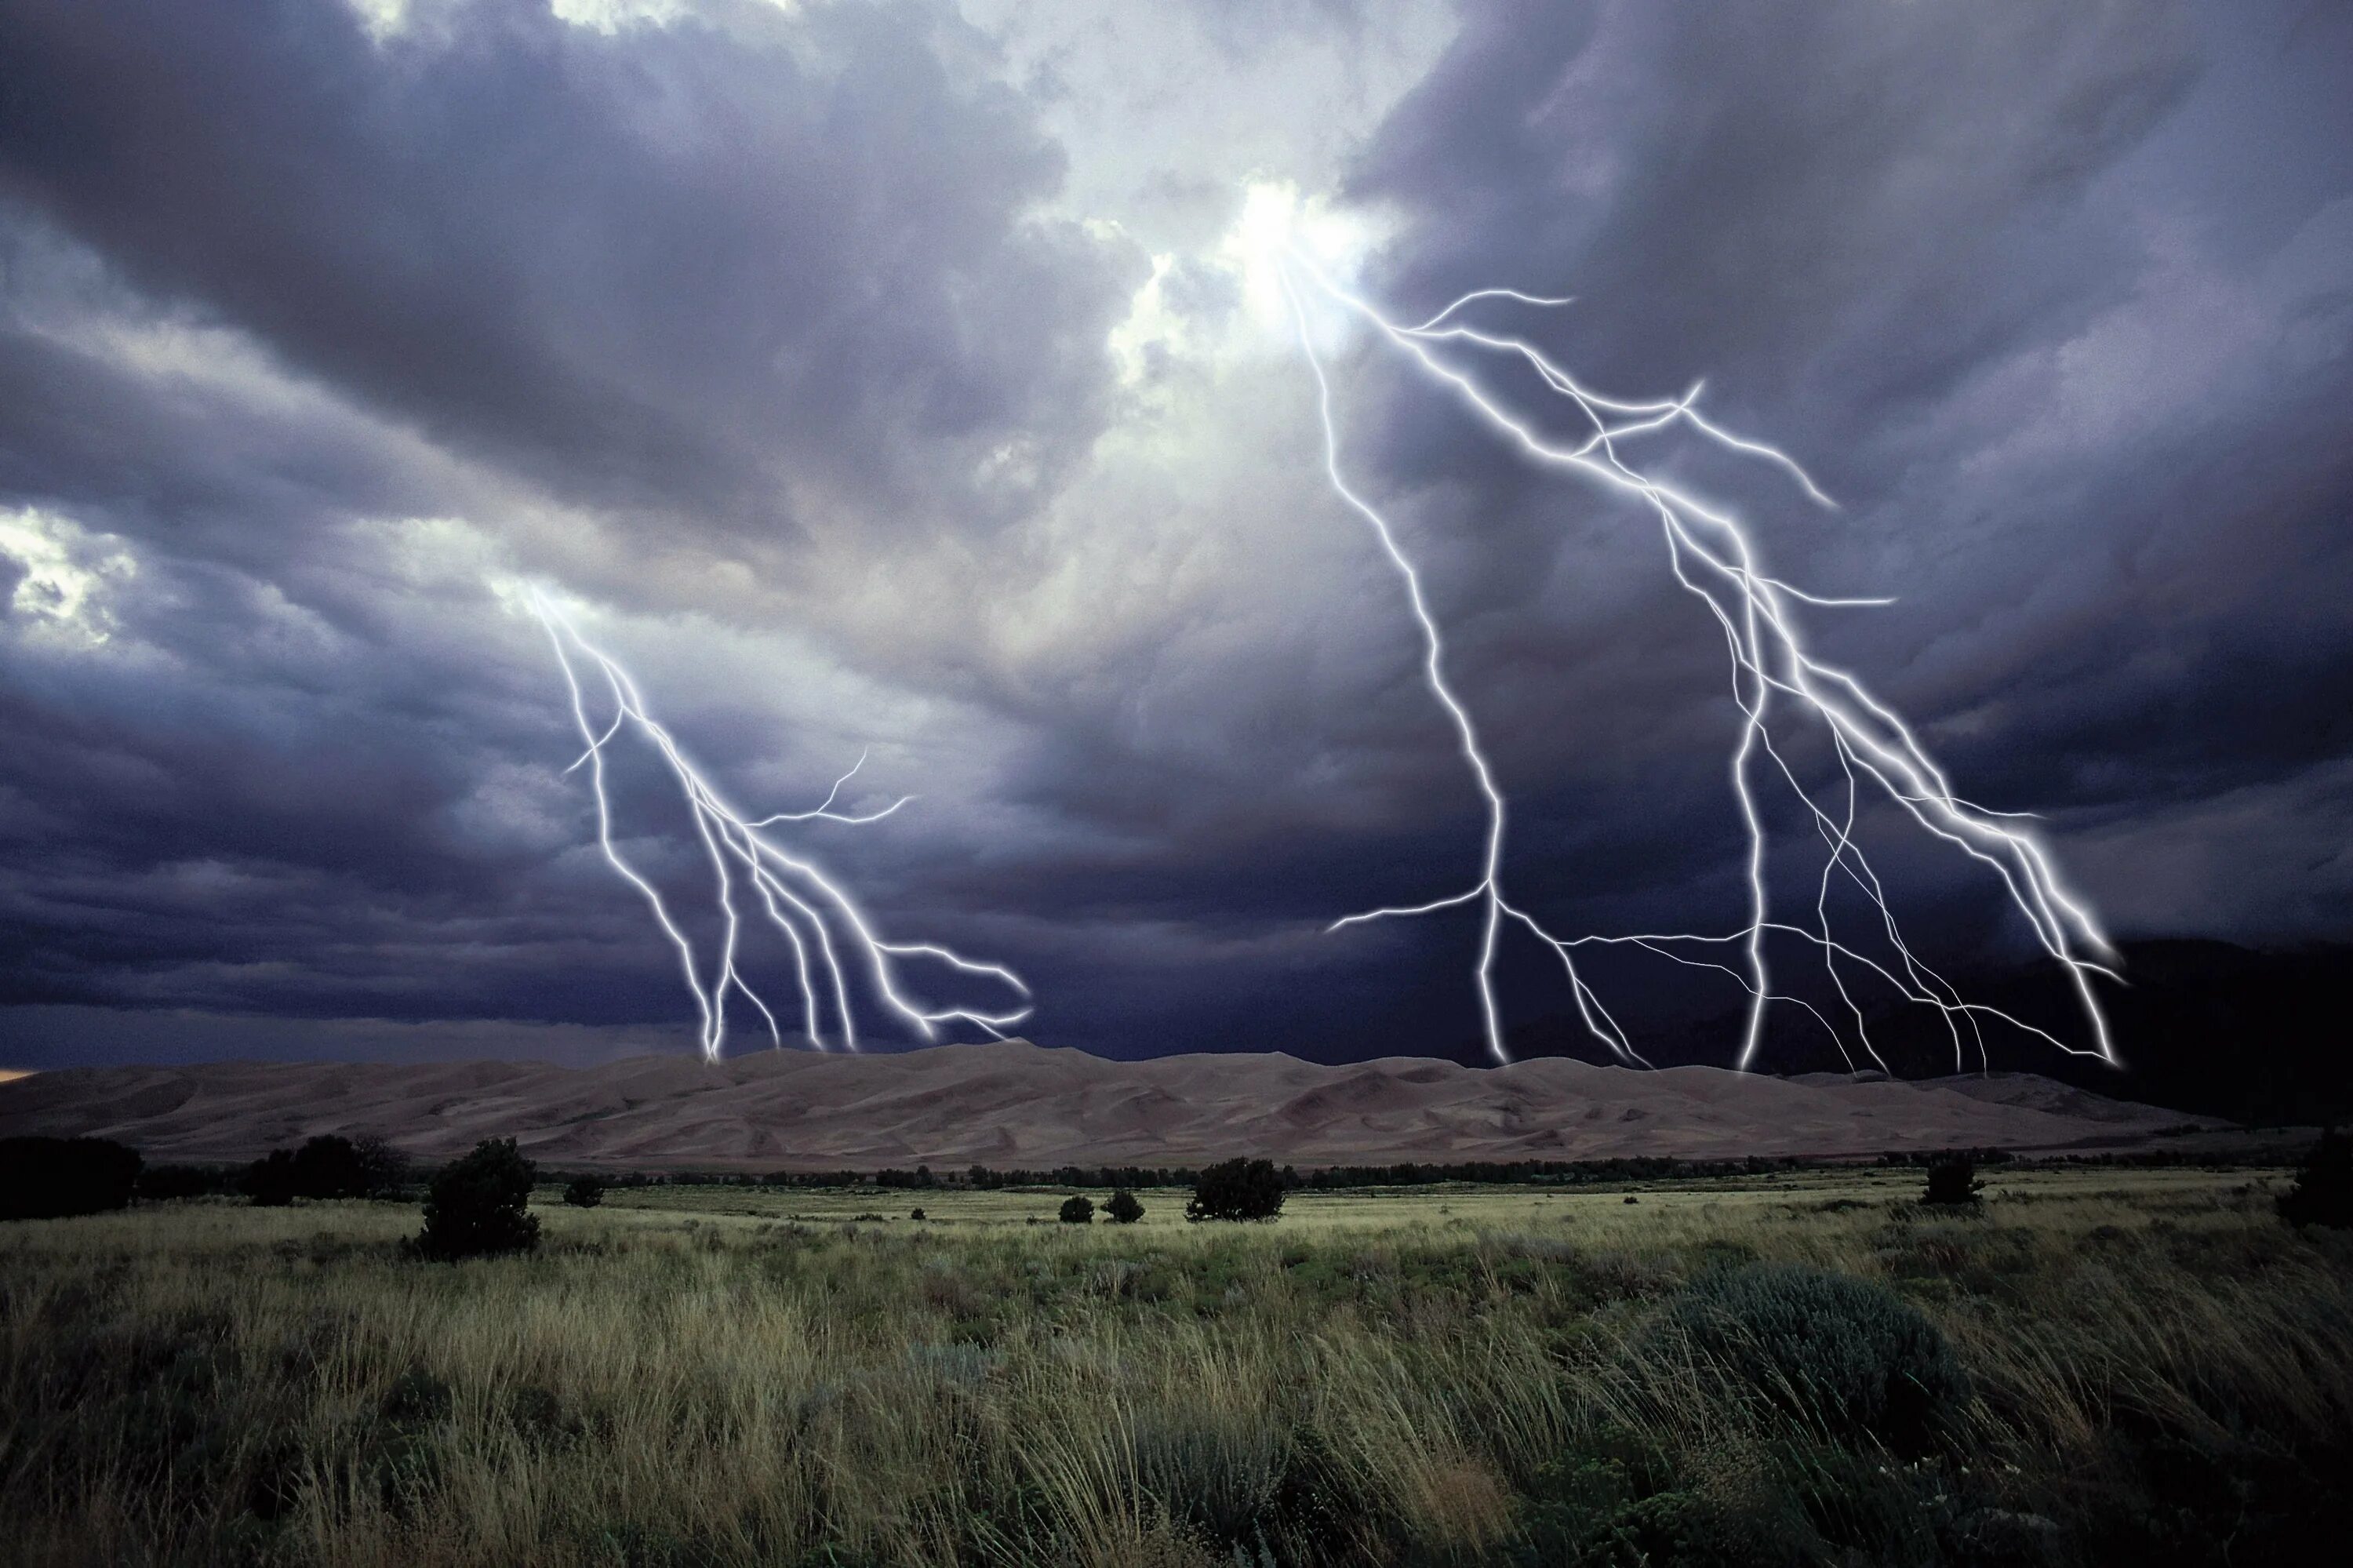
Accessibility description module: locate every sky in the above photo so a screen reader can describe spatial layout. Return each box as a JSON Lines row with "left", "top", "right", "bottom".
{"left": 0, "top": 0, "right": 2348, "bottom": 1071}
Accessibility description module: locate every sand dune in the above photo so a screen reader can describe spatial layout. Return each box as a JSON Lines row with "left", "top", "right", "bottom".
{"left": 0, "top": 1040, "right": 2218, "bottom": 1170}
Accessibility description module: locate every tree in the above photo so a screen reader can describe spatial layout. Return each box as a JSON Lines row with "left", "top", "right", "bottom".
{"left": 1186, "top": 1158, "right": 1284, "bottom": 1223}
{"left": 245, "top": 1148, "right": 303, "bottom": 1207}
{"left": 290, "top": 1135, "right": 369, "bottom": 1199}
{"left": 1922, "top": 1155, "right": 1983, "bottom": 1207}
{"left": 2278, "top": 1129, "right": 2353, "bottom": 1229}
{"left": 563, "top": 1175, "right": 606, "bottom": 1209}
{"left": 246, "top": 1135, "right": 380, "bottom": 1205}
{"left": 0, "top": 1137, "right": 142, "bottom": 1220}
{"left": 1059, "top": 1194, "right": 1095, "bottom": 1224}
{"left": 413, "top": 1138, "right": 540, "bottom": 1259}
{"left": 353, "top": 1136, "right": 411, "bottom": 1196}
{"left": 1104, "top": 1188, "right": 1144, "bottom": 1224}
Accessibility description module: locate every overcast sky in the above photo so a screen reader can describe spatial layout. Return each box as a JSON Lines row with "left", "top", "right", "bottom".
{"left": 2, "top": 0, "right": 2347, "bottom": 1071}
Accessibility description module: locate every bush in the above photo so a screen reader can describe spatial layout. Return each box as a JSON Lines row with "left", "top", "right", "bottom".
{"left": 1922, "top": 1155, "right": 1983, "bottom": 1207}
{"left": 1059, "top": 1195, "right": 1094, "bottom": 1224}
{"left": 0, "top": 1136, "right": 142, "bottom": 1220}
{"left": 412, "top": 1139, "right": 540, "bottom": 1259}
{"left": 1660, "top": 1262, "right": 1969, "bottom": 1456}
{"left": 1186, "top": 1158, "right": 1284, "bottom": 1223}
{"left": 1129, "top": 1402, "right": 1289, "bottom": 1548}
{"left": 908, "top": 1206, "right": 926, "bottom": 1221}
{"left": 2278, "top": 1129, "right": 2352, "bottom": 1229}
{"left": 562, "top": 1175, "right": 606, "bottom": 1209}
{"left": 1105, "top": 1188, "right": 1144, "bottom": 1224}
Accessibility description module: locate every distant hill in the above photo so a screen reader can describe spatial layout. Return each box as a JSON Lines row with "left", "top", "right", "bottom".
{"left": 0, "top": 1039, "right": 2229, "bottom": 1171}
{"left": 1503, "top": 939, "right": 2349, "bottom": 1128}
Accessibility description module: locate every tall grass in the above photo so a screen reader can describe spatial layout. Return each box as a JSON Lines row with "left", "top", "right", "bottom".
{"left": 0, "top": 1173, "right": 2344, "bottom": 1565}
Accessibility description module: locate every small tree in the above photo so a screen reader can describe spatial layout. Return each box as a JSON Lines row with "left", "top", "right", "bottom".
{"left": 2278, "top": 1129, "right": 2353, "bottom": 1230}
{"left": 1105, "top": 1188, "right": 1144, "bottom": 1224}
{"left": 413, "top": 1139, "right": 540, "bottom": 1259}
{"left": 1186, "top": 1158, "right": 1284, "bottom": 1223}
{"left": 1059, "top": 1195, "right": 1095, "bottom": 1224}
{"left": 562, "top": 1175, "right": 606, "bottom": 1209}
{"left": 909, "top": 1206, "right": 926, "bottom": 1221}
{"left": 1922, "top": 1155, "right": 1984, "bottom": 1207}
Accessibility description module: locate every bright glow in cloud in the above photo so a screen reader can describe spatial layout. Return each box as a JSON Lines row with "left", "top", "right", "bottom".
{"left": 0, "top": 508, "right": 134, "bottom": 645}
{"left": 1226, "top": 179, "right": 1388, "bottom": 340}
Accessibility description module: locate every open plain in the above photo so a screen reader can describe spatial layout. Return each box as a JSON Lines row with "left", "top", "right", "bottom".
{"left": 5, "top": 1161, "right": 2347, "bottom": 1566}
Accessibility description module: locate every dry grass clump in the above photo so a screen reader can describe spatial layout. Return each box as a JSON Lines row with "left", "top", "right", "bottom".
{"left": 0, "top": 1170, "right": 2345, "bottom": 1565}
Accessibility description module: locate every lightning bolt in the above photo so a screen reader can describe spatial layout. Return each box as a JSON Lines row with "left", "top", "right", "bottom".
{"left": 1281, "top": 253, "right": 2117, "bottom": 1072}
{"left": 530, "top": 591, "right": 1031, "bottom": 1060}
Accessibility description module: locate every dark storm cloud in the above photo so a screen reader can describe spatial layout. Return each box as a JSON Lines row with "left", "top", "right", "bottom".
{"left": 0, "top": 0, "right": 1136, "bottom": 546}
{"left": 0, "top": 0, "right": 2347, "bottom": 1069}
{"left": 1315, "top": 0, "right": 2353, "bottom": 948}
{"left": 0, "top": 0, "right": 1139, "bottom": 1048}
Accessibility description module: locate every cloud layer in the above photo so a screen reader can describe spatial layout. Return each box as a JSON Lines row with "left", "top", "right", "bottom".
{"left": 1, "top": 0, "right": 2347, "bottom": 1068}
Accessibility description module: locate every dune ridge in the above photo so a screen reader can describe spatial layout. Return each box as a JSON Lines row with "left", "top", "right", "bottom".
{"left": 0, "top": 1039, "right": 2220, "bottom": 1170}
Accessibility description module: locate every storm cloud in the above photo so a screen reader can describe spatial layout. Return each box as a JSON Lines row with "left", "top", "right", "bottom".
{"left": 0, "top": 0, "right": 2346, "bottom": 1069}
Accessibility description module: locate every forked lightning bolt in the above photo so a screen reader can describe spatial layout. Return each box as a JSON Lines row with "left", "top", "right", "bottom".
{"left": 532, "top": 593, "right": 1030, "bottom": 1060}
{"left": 1281, "top": 253, "right": 2118, "bottom": 1071}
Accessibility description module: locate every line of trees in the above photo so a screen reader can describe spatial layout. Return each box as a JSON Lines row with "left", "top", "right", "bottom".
{"left": 246, "top": 1135, "right": 410, "bottom": 1206}
{"left": 620, "top": 1152, "right": 2050, "bottom": 1190}
{"left": 0, "top": 1137, "right": 143, "bottom": 1220}
{"left": 551, "top": 1144, "right": 2269, "bottom": 1190}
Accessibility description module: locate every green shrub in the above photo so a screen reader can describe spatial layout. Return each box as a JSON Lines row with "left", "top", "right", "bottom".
{"left": 1660, "top": 1262, "right": 1969, "bottom": 1456}
{"left": 412, "top": 1138, "right": 540, "bottom": 1259}
{"left": 562, "top": 1175, "right": 606, "bottom": 1209}
{"left": 1105, "top": 1188, "right": 1144, "bottom": 1224}
{"left": 381, "top": 1366, "right": 453, "bottom": 1424}
{"left": 1058, "top": 1195, "right": 1094, "bottom": 1224}
{"left": 1513, "top": 1453, "right": 1809, "bottom": 1568}
{"left": 1129, "top": 1403, "right": 1289, "bottom": 1547}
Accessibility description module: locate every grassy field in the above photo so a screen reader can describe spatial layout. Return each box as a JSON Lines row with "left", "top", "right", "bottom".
{"left": 2, "top": 1165, "right": 2347, "bottom": 1566}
